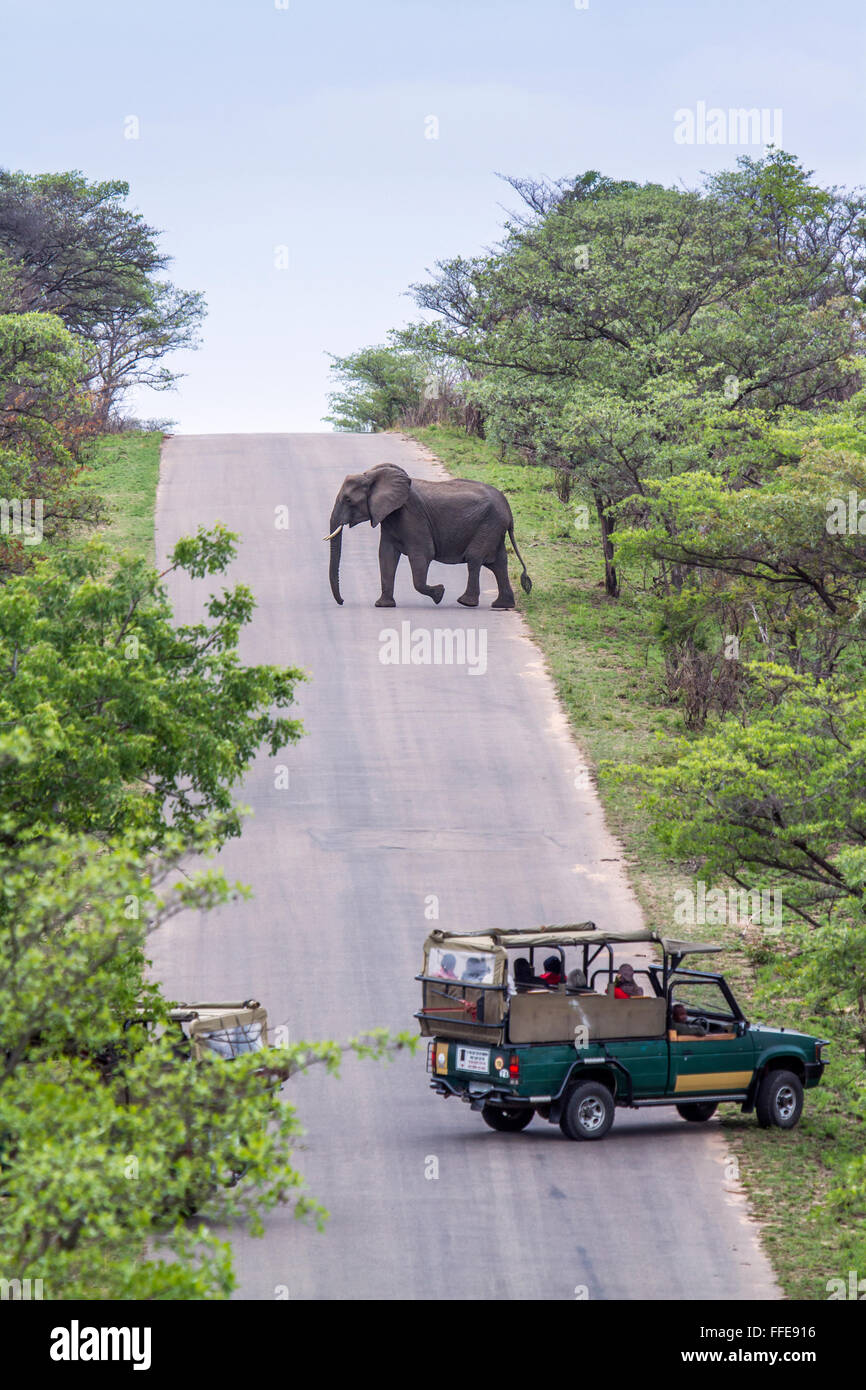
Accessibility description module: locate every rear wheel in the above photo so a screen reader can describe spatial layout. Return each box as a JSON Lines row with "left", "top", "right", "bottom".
{"left": 755, "top": 1070, "right": 803, "bottom": 1129}
{"left": 481, "top": 1104, "right": 534, "bottom": 1132}
{"left": 559, "top": 1082, "right": 614, "bottom": 1141}
{"left": 676, "top": 1101, "right": 718, "bottom": 1123}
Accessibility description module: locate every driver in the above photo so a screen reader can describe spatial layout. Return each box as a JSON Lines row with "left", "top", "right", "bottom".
{"left": 671, "top": 1002, "right": 705, "bottom": 1036}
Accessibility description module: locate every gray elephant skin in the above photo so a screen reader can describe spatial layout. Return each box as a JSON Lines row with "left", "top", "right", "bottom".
{"left": 325, "top": 462, "right": 532, "bottom": 609}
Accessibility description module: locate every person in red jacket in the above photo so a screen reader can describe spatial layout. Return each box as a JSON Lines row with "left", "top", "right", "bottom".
{"left": 613, "top": 963, "right": 644, "bottom": 998}
{"left": 539, "top": 955, "right": 564, "bottom": 987}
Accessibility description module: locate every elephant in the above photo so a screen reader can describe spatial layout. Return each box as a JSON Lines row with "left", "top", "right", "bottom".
{"left": 324, "top": 462, "right": 532, "bottom": 609}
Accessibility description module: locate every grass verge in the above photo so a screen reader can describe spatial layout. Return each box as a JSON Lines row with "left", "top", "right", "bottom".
{"left": 74, "top": 431, "right": 163, "bottom": 561}
{"left": 408, "top": 422, "right": 865, "bottom": 1302}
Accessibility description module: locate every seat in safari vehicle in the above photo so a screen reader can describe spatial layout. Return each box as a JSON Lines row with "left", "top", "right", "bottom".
{"left": 507, "top": 990, "right": 667, "bottom": 1044}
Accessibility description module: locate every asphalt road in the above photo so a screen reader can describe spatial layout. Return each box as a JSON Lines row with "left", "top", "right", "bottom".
{"left": 151, "top": 432, "right": 780, "bottom": 1301}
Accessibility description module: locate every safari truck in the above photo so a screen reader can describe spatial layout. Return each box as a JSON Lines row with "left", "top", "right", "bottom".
{"left": 416, "top": 926, "right": 827, "bottom": 1140}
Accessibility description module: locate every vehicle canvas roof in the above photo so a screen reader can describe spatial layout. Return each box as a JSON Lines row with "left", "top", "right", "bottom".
{"left": 425, "top": 927, "right": 725, "bottom": 955}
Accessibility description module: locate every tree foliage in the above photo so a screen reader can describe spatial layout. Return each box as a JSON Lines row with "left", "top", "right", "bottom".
{"left": 0, "top": 170, "right": 205, "bottom": 425}
{"left": 0, "top": 527, "right": 414, "bottom": 1297}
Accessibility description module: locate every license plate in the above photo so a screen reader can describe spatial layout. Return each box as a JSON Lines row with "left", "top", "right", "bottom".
{"left": 456, "top": 1046, "right": 489, "bottom": 1074}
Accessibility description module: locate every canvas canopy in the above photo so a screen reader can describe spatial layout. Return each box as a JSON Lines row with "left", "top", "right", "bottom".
{"left": 661, "top": 939, "right": 724, "bottom": 958}
{"left": 424, "top": 927, "right": 726, "bottom": 959}
{"left": 424, "top": 925, "right": 660, "bottom": 957}
{"left": 168, "top": 1001, "right": 269, "bottom": 1061}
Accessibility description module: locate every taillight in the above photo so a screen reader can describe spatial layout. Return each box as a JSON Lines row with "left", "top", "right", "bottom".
{"left": 509, "top": 1053, "right": 519, "bottom": 1078}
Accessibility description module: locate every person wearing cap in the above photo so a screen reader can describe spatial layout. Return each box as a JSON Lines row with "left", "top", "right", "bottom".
{"left": 539, "top": 955, "right": 564, "bottom": 987}
{"left": 613, "top": 963, "right": 644, "bottom": 998}
{"left": 566, "top": 967, "right": 590, "bottom": 993}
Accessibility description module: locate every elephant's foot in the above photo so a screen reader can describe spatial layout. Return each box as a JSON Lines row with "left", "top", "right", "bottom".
{"left": 457, "top": 593, "right": 479, "bottom": 608}
{"left": 429, "top": 584, "right": 445, "bottom": 604}
{"left": 375, "top": 595, "right": 397, "bottom": 607}
{"left": 491, "top": 596, "right": 516, "bottom": 609}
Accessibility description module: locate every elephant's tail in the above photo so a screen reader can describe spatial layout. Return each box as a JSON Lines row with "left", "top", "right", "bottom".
{"left": 508, "top": 523, "right": 532, "bottom": 594}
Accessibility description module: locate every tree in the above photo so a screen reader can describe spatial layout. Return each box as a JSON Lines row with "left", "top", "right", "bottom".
{"left": 87, "top": 281, "right": 205, "bottom": 427}
{"left": 0, "top": 310, "right": 100, "bottom": 575}
{"left": 0, "top": 170, "right": 205, "bottom": 423}
{"left": 617, "top": 662, "right": 866, "bottom": 1055}
{"left": 0, "top": 526, "right": 304, "bottom": 846}
{"left": 323, "top": 337, "right": 481, "bottom": 434}
{"left": 0, "top": 812, "right": 414, "bottom": 1297}
{"left": 324, "top": 344, "right": 426, "bottom": 431}
{"left": 407, "top": 153, "right": 865, "bottom": 592}
{"left": 0, "top": 525, "right": 415, "bottom": 1297}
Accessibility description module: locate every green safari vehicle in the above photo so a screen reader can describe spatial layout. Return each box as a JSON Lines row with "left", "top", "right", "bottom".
{"left": 417, "top": 925, "right": 827, "bottom": 1140}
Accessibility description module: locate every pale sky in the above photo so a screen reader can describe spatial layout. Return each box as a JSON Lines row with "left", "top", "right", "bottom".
{"left": 2, "top": 0, "right": 864, "bottom": 432}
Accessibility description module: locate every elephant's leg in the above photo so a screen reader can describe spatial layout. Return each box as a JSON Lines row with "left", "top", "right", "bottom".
{"left": 457, "top": 559, "right": 482, "bottom": 608}
{"left": 375, "top": 535, "right": 400, "bottom": 607}
{"left": 408, "top": 550, "right": 444, "bottom": 604}
{"left": 489, "top": 538, "right": 516, "bottom": 609}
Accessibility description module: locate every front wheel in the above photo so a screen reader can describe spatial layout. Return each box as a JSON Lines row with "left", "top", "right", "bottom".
{"left": 755, "top": 1070, "right": 803, "bottom": 1129}
{"left": 481, "top": 1104, "right": 534, "bottom": 1133}
{"left": 559, "top": 1082, "right": 614, "bottom": 1141}
{"left": 676, "top": 1101, "right": 718, "bottom": 1123}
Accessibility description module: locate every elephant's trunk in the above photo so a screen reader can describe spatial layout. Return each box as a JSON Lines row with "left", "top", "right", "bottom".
{"left": 328, "top": 514, "right": 344, "bottom": 605}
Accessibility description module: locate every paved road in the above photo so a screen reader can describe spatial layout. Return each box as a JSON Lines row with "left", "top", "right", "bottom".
{"left": 151, "top": 432, "right": 779, "bottom": 1301}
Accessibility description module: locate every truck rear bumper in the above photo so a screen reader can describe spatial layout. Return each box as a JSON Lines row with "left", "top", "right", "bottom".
{"left": 430, "top": 1078, "right": 526, "bottom": 1110}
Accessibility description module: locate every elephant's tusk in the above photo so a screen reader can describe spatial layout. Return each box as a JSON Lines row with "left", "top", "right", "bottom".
{"left": 322, "top": 525, "right": 344, "bottom": 541}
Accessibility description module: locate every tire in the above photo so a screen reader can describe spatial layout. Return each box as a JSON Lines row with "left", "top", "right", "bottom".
{"left": 755, "top": 1069, "right": 803, "bottom": 1129}
{"left": 559, "top": 1082, "right": 615, "bottom": 1141}
{"left": 676, "top": 1101, "right": 718, "bottom": 1123}
{"left": 481, "top": 1104, "right": 535, "bottom": 1133}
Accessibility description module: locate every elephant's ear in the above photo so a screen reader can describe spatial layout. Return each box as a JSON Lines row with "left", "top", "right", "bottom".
{"left": 367, "top": 464, "right": 411, "bottom": 527}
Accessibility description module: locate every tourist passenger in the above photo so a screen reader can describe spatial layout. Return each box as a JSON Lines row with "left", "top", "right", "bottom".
{"left": 461, "top": 957, "right": 489, "bottom": 983}
{"left": 539, "top": 955, "right": 564, "bottom": 987}
{"left": 613, "top": 963, "right": 644, "bottom": 998}
{"left": 514, "top": 958, "right": 546, "bottom": 992}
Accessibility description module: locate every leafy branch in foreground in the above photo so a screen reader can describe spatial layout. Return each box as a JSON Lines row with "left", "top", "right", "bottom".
{"left": 0, "top": 523, "right": 305, "bottom": 847}
{"left": 0, "top": 816, "right": 417, "bottom": 1298}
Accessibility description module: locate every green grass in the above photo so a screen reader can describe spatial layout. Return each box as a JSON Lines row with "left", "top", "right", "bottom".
{"left": 409, "top": 422, "right": 866, "bottom": 1301}
{"left": 74, "top": 431, "right": 163, "bottom": 561}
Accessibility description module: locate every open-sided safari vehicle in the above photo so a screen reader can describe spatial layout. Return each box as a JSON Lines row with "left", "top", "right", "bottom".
{"left": 100, "top": 999, "right": 273, "bottom": 1105}
{"left": 163, "top": 1000, "right": 269, "bottom": 1061}
{"left": 417, "top": 926, "right": 827, "bottom": 1140}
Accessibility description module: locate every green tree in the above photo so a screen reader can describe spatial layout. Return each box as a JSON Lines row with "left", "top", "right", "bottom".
{"left": 0, "top": 310, "right": 100, "bottom": 574}
{"left": 408, "top": 153, "right": 865, "bottom": 592}
{"left": 0, "top": 526, "right": 304, "bottom": 845}
{"left": 0, "top": 170, "right": 205, "bottom": 425}
{"left": 0, "top": 527, "right": 415, "bottom": 1297}
{"left": 0, "top": 813, "right": 413, "bottom": 1298}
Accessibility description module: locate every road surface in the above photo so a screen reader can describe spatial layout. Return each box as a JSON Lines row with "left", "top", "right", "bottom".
{"left": 151, "top": 431, "right": 780, "bottom": 1301}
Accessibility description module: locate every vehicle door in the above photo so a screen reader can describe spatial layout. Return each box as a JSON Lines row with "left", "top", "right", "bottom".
{"left": 667, "top": 976, "right": 755, "bottom": 1096}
